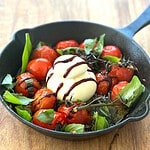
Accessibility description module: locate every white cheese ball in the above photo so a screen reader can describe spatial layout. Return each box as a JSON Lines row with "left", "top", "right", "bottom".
{"left": 46, "top": 55, "right": 97, "bottom": 102}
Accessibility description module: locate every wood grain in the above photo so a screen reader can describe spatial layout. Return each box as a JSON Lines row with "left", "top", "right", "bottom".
{"left": 0, "top": 0, "right": 150, "bottom": 150}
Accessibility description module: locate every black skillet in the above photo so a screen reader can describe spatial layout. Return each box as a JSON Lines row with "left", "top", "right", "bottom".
{"left": 0, "top": 6, "right": 150, "bottom": 140}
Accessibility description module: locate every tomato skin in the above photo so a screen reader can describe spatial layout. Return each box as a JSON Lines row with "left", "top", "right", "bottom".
{"left": 55, "top": 40, "right": 79, "bottom": 49}
{"left": 32, "top": 109, "right": 66, "bottom": 130}
{"left": 79, "top": 42, "right": 85, "bottom": 49}
{"left": 58, "top": 104, "right": 91, "bottom": 124}
{"left": 31, "top": 45, "right": 59, "bottom": 64}
{"left": 32, "top": 88, "right": 56, "bottom": 113}
{"left": 15, "top": 72, "right": 41, "bottom": 97}
{"left": 108, "top": 65, "right": 134, "bottom": 82}
{"left": 111, "top": 81, "right": 128, "bottom": 102}
{"left": 96, "top": 70, "right": 118, "bottom": 95}
{"left": 27, "top": 58, "right": 52, "bottom": 81}
{"left": 101, "top": 45, "right": 122, "bottom": 58}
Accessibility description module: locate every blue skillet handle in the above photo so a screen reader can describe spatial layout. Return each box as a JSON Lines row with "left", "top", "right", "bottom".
{"left": 118, "top": 5, "right": 150, "bottom": 38}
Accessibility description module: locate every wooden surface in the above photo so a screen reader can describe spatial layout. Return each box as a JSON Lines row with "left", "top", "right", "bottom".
{"left": 0, "top": 0, "right": 150, "bottom": 150}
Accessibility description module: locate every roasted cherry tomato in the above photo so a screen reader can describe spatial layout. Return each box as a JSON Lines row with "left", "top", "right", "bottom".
{"left": 101, "top": 45, "right": 122, "bottom": 59}
{"left": 31, "top": 45, "right": 59, "bottom": 64}
{"left": 14, "top": 72, "right": 41, "bottom": 97}
{"left": 108, "top": 65, "right": 134, "bottom": 82}
{"left": 32, "top": 109, "right": 66, "bottom": 130}
{"left": 55, "top": 40, "right": 79, "bottom": 49}
{"left": 79, "top": 42, "right": 85, "bottom": 49}
{"left": 58, "top": 104, "right": 91, "bottom": 124}
{"left": 26, "top": 58, "right": 52, "bottom": 81}
{"left": 32, "top": 88, "right": 56, "bottom": 113}
{"left": 96, "top": 70, "right": 118, "bottom": 95}
{"left": 111, "top": 81, "right": 128, "bottom": 102}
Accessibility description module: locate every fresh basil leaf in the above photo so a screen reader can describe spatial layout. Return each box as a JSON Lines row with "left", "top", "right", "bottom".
{"left": 3, "top": 90, "right": 34, "bottom": 105}
{"left": 103, "top": 55, "right": 121, "bottom": 63}
{"left": 56, "top": 47, "right": 82, "bottom": 55}
{"left": 21, "top": 33, "right": 32, "bottom": 73}
{"left": 1, "top": 74, "right": 13, "bottom": 85}
{"left": 119, "top": 75, "right": 145, "bottom": 107}
{"left": 93, "top": 112, "right": 108, "bottom": 131}
{"left": 1, "top": 74, "right": 15, "bottom": 90}
{"left": 63, "top": 123, "right": 84, "bottom": 133}
{"left": 15, "top": 105, "right": 32, "bottom": 122}
{"left": 84, "top": 38, "right": 97, "bottom": 55}
{"left": 37, "top": 109, "right": 54, "bottom": 124}
{"left": 93, "top": 34, "right": 105, "bottom": 57}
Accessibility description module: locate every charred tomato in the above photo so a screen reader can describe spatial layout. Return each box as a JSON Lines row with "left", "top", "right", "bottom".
{"left": 31, "top": 45, "right": 59, "bottom": 64}
{"left": 108, "top": 65, "right": 134, "bottom": 82}
{"left": 32, "top": 109, "right": 66, "bottom": 130}
{"left": 32, "top": 88, "right": 56, "bottom": 113}
{"left": 58, "top": 104, "right": 91, "bottom": 124}
{"left": 111, "top": 81, "right": 128, "bottom": 102}
{"left": 26, "top": 58, "right": 52, "bottom": 81}
{"left": 55, "top": 40, "right": 79, "bottom": 49}
{"left": 14, "top": 72, "right": 41, "bottom": 97}
{"left": 101, "top": 45, "right": 122, "bottom": 59}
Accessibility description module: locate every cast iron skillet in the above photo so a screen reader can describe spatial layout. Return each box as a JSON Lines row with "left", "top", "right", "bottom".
{"left": 0, "top": 6, "right": 150, "bottom": 140}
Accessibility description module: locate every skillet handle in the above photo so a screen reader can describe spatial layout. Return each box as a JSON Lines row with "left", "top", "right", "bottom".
{"left": 118, "top": 5, "right": 150, "bottom": 38}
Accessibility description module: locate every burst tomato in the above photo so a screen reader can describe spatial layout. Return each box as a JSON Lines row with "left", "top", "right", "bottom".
{"left": 32, "top": 109, "right": 66, "bottom": 130}
{"left": 101, "top": 45, "right": 122, "bottom": 58}
{"left": 79, "top": 42, "right": 85, "bottom": 49}
{"left": 108, "top": 65, "right": 134, "bottom": 82}
{"left": 55, "top": 40, "right": 79, "bottom": 49}
{"left": 96, "top": 70, "right": 118, "bottom": 95}
{"left": 26, "top": 58, "right": 52, "bottom": 81}
{"left": 14, "top": 72, "right": 41, "bottom": 97}
{"left": 31, "top": 45, "right": 59, "bottom": 64}
{"left": 58, "top": 104, "right": 91, "bottom": 124}
{"left": 32, "top": 88, "right": 56, "bottom": 113}
{"left": 111, "top": 81, "right": 128, "bottom": 102}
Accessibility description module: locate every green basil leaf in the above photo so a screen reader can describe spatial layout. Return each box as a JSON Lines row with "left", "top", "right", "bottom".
{"left": 84, "top": 38, "right": 97, "bottom": 55}
{"left": 56, "top": 47, "right": 82, "bottom": 55}
{"left": 1, "top": 74, "right": 13, "bottom": 85}
{"left": 37, "top": 109, "right": 54, "bottom": 124}
{"left": 15, "top": 106, "right": 32, "bottom": 122}
{"left": 93, "top": 112, "right": 108, "bottom": 131}
{"left": 103, "top": 55, "right": 121, "bottom": 63}
{"left": 93, "top": 34, "right": 105, "bottom": 57}
{"left": 1, "top": 74, "right": 15, "bottom": 90}
{"left": 63, "top": 123, "right": 84, "bottom": 133}
{"left": 3, "top": 90, "right": 34, "bottom": 105}
{"left": 119, "top": 75, "right": 145, "bottom": 107}
{"left": 21, "top": 33, "right": 32, "bottom": 73}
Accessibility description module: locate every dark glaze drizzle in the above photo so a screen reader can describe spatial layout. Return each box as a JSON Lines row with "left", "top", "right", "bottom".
{"left": 63, "top": 78, "right": 96, "bottom": 100}
{"left": 63, "top": 61, "right": 87, "bottom": 78}
{"left": 54, "top": 55, "right": 76, "bottom": 65}
{"left": 56, "top": 82, "right": 64, "bottom": 96}
{"left": 46, "top": 73, "right": 54, "bottom": 83}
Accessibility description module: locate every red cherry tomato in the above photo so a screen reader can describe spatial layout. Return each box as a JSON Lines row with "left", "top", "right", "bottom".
{"left": 96, "top": 70, "right": 118, "bottom": 95}
{"left": 101, "top": 45, "right": 122, "bottom": 58}
{"left": 32, "top": 109, "right": 66, "bottom": 130}
{"left": 15, "top": 72, "right": 41, "bottom": 97}
{"left": 58, "top": 104, "right": 91, "bottom": 124}
{"left": 111, "top": 81, "right": 128, "bottom": 102}
{"left": 26, "top": 58, "right": 52, "bottom": 81}
{"left": 79, "top": 42, "right": 85, "bottom": 49}
{"left": 32, "top": 88, "right": 56, "bottom": 113}
{"left": 108, "top": 65, "right": 134, "bottom": 82}
{"left": 31, "top": 45, "right": 59, "bottom": 64}
{"left": 55, "top": 40, "right": 79, "bottom": 49}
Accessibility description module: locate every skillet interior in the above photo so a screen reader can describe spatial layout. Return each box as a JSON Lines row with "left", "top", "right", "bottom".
{"left": 0, "top": 21, "right": 149, "bottom": 140}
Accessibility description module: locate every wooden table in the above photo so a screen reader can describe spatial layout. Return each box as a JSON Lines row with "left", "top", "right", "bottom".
{"left": 0, "top": 0, "right": 150, "bottom": 150}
